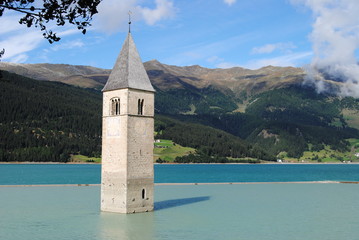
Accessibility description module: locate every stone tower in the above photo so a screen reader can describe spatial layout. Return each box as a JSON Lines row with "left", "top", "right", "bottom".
{"left": 101, "top": 32, "right": 155, "bottom": 213}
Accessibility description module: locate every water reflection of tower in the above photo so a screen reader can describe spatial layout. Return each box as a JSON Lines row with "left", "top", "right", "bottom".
{"left": 99, "top": 211, "right": 155, "bottom": 239}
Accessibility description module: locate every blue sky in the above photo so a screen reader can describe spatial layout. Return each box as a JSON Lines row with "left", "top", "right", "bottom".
{"left": 0, "top": 0, "right": 358, "bottom": 72}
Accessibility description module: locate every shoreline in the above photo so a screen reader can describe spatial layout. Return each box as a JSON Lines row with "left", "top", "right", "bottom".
{"left": 1, "top": 181, "right": 359, "bottom": 187}
{"left": 0, "top": 161, "right": 100, "bottom": 165}
{"left": 0, "top": 161, "right": 358, "bottom": 165}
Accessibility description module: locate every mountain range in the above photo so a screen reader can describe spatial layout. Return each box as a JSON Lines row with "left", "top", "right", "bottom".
{"left": 0, "top": 60, "right": 305, "bottom": 94}
{"left": 1, "top": 61, "right": 359, "bottom": 163}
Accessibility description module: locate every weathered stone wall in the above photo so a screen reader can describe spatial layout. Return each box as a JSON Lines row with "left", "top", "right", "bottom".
{"left": 101, "top": 88, "right": 154, "bottom": 213}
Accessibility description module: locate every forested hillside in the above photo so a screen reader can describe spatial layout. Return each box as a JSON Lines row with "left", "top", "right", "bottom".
{"left": 0, "top": 71, "right": 102, "bottom": 162}
{"left": 1, "top": 65, "right": 359, "bottom": 163}
{"left": 165, "top": 86, "right": 359, "bottom": 158}
{"left": 155, "top": 86, "right": 237, "bottom": 114}
{"left": 244, "top": 87, "right": 359, "bottom": 157}
{"left": 0, "top": 70, "right": 273, "bottom": 162}
{"left": 155, "top": 115, "right": 274, "bottom": 161}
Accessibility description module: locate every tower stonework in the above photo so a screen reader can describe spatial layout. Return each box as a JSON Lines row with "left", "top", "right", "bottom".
{"left": 101, "top": 33, "right": 155, "bottom": 214}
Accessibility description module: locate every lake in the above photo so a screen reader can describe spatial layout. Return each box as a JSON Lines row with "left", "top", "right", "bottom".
{"left": 1, "top": 163, "right": 359, "bottom": 185}
{"left": 1, "top": 164, "right": 359, "bottom": 240}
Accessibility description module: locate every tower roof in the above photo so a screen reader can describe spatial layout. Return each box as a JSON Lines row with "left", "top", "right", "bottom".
{"left": 103, "top": 33, "right": 155, "bottom": 92}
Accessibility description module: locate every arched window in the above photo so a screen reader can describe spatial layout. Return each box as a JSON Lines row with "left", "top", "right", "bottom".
{"left": 142, "top": 189, "right": 146, "bottom": 199}
{"left": 138, "top": 99, "right": 144, "bottom": 115}
{"left": 111, "top": 98, "right": 120, "bottom": 116}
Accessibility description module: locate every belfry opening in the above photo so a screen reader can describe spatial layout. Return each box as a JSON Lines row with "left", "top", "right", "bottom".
{"left": 111, "top": 98, "right": 120, "bottom": 116}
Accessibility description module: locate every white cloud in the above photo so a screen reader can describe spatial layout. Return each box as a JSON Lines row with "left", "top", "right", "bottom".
{"left": 0, "top": 10, "right": 85, "bottom": 63}
{"left": 243, "top": 52, "right": 312, "bottom": 69}
{"left": 0, "top": 30, "right": 43, "bottom": 62}
{"left": 252, "top": 42, "right": 297, "bottom": 54}
{"left": 224, "top": 0, "right": 236, "bottom": 6}
{"left": 167, "top": 33, "right": 255, "bottom": 66}
{"left": 216, "top": 62, "right": 240, "bottom": 69}
{"left": 57, "top": 29, "right": 81, "bottom": 37}
{"left": 93, "top": 0, "right": 138, "bottom": 33}
{"left": 50, "top": 39, "right": 85, "bottom": 51}
{"left": 207, "top": 56, "right": 224, "bottom": 63}
{"left": 94, "top": 0, "right": 176, "bottom": 33}
{"left": 141, "top": 0, "right": 176, "bottom": 25}
{"left": 0, "top": 14, "right": 24, "bottom": 35}
{"left": 0, "top": 13, "right": 43, "bottom": 62}
{"left": 207, "top": 56, "right": 238, "bottom": 69}
{"left": 292, "top": 0, "right": 359, "bottom": 97}
{"left": 10, "top": 54, "right": 29, "bottom": 63}
{"left": 213, "top": 51, "right": 312, "bottom": 70}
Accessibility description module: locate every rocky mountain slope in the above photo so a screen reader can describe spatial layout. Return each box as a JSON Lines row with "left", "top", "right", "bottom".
{"left": 145, "top": 60, "right": 305, "bottom": 97}
{"left": 0, "top": 60, "right": 305, "bottom": 96}
{"left": 0, "top": 62, "right": 111, "bottom": 89}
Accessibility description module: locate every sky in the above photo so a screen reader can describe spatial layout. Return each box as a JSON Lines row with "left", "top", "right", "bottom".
{"left": 0, "top": 0, "right": 359, "bottom": 77}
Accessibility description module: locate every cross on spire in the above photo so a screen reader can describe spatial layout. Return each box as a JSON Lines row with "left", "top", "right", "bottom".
{"left": 128, "top": 11, "right": 132, "bottom": 33}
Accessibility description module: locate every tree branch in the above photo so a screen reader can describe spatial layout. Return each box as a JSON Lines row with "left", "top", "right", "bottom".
{"left": 0, "top": 0, "right": 102, "bottom": 43}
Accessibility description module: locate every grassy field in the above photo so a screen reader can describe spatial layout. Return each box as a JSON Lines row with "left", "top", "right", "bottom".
{"left": 70, "top": 154, "right": 101, "bottom": 163}
{"left": 154, "top": 139, "right": 195, "bottom": 162}
{"left": 293, "top": 139, "right": 359, "bottom": 163}
{"left": 342, "top": 109, "right": 359, "bottom": 129}
{"left": 71, "top": 140, "right": 195, "bottom": 163}
{"left": 71, "top": 138, "right": 359, "bottom": 164}
{"left": 299, "top": 147, "right": 348, "bottom": 163}
{"left": 348, "top": 138, "right": 359, "bottom": 150}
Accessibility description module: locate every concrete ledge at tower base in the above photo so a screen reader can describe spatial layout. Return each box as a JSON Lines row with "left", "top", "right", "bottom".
{"left": 126, "top": 205, "right": 154, "bottom": 214}
{"left": 101, "top": 206, "right": 154, "bottom": 214}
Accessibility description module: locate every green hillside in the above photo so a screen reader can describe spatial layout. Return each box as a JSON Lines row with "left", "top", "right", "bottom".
{"left": 155, "top": 86, "right": 237, "bottom": 115}
{"left": 156, "top": 86, "right": 359, "bottom": 161}
{"left": 1, "top": 69, "right": 359, "bottom": 163}
{"left": 244, "top": 87, "right": 359, "bottom": 158}
{"left": 155, "top": 115, "right": 274, "bottom": 161}
{"left": 154, "top": 139, "right": 195, "bottom": 163}
{"left": 0, "top": 70, "right": 102, "bottom": 162}
{"left": 0, "top": 70, "right": 273, "bottom": 162}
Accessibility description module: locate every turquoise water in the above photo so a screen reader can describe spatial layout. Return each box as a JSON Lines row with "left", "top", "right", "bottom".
{"left": 1, "top": 184, "right": 358, "bottom": 240}
{"left": 1, "top": 164, "right": 359, "bottom": 185}
{"left": 1, "top": 164, "right": 359, "bottom": 239}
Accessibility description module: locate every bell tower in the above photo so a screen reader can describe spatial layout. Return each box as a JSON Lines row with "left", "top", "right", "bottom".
{"left": 101, "top": 32, "right": 155, "bottom": 213}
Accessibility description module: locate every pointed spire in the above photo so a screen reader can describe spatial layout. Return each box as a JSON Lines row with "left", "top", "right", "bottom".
{"left": 103, "top": 33, "right": 155, "bottom": 92}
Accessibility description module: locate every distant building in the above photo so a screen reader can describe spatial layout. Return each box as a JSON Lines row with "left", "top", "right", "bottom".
{"left": 101, "top": 32, "right": 155, "bottom": 214}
